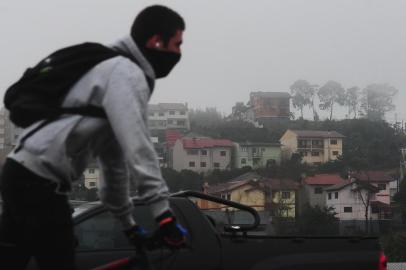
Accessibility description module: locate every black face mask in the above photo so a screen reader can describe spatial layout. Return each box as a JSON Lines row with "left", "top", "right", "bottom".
{"left": 142, "top": 48, "right": 181, "bottom": 78}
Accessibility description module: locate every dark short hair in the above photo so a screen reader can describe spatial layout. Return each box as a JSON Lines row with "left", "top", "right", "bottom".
{"left": 131, "top": 5, "right": 185, "bottom": 47}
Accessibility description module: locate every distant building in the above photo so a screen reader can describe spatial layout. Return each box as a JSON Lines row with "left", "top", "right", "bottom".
{"left": 83, "top": 165, "right": 100, "bottom": 190}
{"left": 229, "top": 92, "right": 290, "bottom": 127}
{"left": 325, "top": 180, "right": 380, "bottom": 221}
{"left": 280, "top": 129, "right": 345, "bottom": 165}
{"left": 171, "top": 137, "right": 233, "bottom": 172}
{"left": 350, "top": 170, "right": 394, "bottom": 205}
{"left": 248, "top": 92, "right": 290, "bottom": 121}
{"left": 199, "top": 172, "right": 300, "bottom": 218}
{"left": 148, "top": 103, "right": 190, "bottom": 131}
{"left": 300, "top": 174, "right": 348, "bottom": 210}
{"left": 233, "top": 142, "right": 281, "bottom": 169}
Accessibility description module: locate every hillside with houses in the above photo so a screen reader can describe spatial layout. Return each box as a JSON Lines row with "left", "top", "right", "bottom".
{"left": 0, "top": 91, "right": 405, "bottom": 236}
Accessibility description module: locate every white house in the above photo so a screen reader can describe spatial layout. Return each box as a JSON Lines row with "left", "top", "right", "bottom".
{"left": 325, "top": 180, "right": 380, "bottom": 221}
{"left": 83, "top": 166, "right": 100, "bottom": 190}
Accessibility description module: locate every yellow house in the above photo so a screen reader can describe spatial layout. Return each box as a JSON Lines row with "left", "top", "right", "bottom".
{"left": 198, "top": 172, "right": 300, "bottom": 218}
{"left": 280, "top": 129, "right": 345, "bottom": 165}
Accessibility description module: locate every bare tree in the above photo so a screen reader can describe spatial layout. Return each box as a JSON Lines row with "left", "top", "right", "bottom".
{"left": 345, "top": 86, "right": 360, "bottom": 119}
{"left": 290, "top": 80, "right": 314, "bottom": 119}
{"left": 318, "top": 80, "right": 345, "bottom": 120}
{"left": 352, "top": 177, "right": 378, "bottom": 234}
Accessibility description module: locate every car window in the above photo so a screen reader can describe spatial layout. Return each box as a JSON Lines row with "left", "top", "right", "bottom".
{"left": 75, "top": 205, "right": 157, "bottom": 251}
{"left": 75, "top": 211, "right": 131, "bottom": 251}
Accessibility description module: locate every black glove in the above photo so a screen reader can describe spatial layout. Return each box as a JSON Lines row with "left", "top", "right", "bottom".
{"left": 124, "top": 225, "right": 149, "bottom": 251}
{"left": 156, "top": 211, "right": 188, "bottom": 249}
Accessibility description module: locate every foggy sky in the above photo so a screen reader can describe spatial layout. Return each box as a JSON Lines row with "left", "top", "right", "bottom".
{"left": 1, "top": 0, "right": 405, "bottom": 122}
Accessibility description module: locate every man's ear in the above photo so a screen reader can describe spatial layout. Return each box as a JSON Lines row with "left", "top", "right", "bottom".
{"left": 145, "top": 34, "right": 164, "bottom": 49}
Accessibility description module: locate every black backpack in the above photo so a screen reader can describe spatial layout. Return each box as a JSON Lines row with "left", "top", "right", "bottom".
{"left": 4, "top": 42, "right": 129, "bottom": 128}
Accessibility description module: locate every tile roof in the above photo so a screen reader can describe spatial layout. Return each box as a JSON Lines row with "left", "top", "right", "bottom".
{"left": 304, "top": 174, "right": 348, "bottom": 185}
{"left": 263, "top": 178, "right": 301, "bottom": 190}
{"left": 325, "top": 180, "right": 379, "bottom": 192}
{"left": 165, "top": 130, "right": 183, "bottom": 147}
{"left": 206, "top": 179, "right": 254, "bottom": 194}
{"left": 250, "top": 92, "right": 291, "bottom": 98}
{"left": 350, "top": 171, "right": 395, "bottom": 183}
{"left": 205, "top": 173, "right": 300, "bottom": 194}
{"left": 182, "top": 138, "right": 233, "bottom": 149}
{"left": 289, "top": 129, "right": 345, "bottom": 138}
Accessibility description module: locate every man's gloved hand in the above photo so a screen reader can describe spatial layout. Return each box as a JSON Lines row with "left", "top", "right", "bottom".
{"left": 156, "top": 211, "right": 188, "bottom": 249}
{"left": 124, "top": 225, "right": 149, "bottom": 251}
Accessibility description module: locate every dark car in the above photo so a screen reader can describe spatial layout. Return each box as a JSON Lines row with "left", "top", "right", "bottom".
{"left": 27, "top": 191, "right": 386, "bottom": 270}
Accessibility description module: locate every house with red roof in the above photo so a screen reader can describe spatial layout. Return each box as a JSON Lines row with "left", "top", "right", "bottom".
{"left": 300, "top": 174, "right": 348, "bottom": 210}
{"left": 171, "top": 137, "right": 233, "bottom": 173}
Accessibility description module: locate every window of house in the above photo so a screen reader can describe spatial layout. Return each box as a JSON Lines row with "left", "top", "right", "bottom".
{"left": 377, "top": 184, "right": 386, "bottom": 190}
{"left": 167, "top": 119, "right": 174, "bottom": 125}
{"left": 314, "top": 187, "right": 323, "bottom": 194}
{"left": 89, "top": 182, "right": 96, "bottom": 187}
{"left": 213, "top": 162, "right": 220, "bottom": 168}
{"left": 311, "top": 151, "right": 320, "bottom": 156}
{"left": 189, "top": 161, "right": 195, "bottom": 167}
{"left": 241, "top": 158, "right": 246, "bottom": 165}
{"left": 220, "top": 151, "right": 226, "bottom": 156}
{"left": 332, "top": 151, "right": 339, "bottom": 156}
{"left": 200, "top": 150, "right": 207, "bottom": 155}
{"left": 330, "top": 139, "right": 337, "bottom": 145}
{"left": 149, "top": 112, "right": 155, "bottom": 117}
{"left": 281, "top": 191, "right": 290, "bottom": 199}
{"left": 312, "top": 140, "right": 323, "bottom": 146}
{"left": 89, "top": 169, "right": 95, "bottom": 174}
{"left": 241, "top": 147, "right": 247, "bottom": 152}
{"left": 226, "top": 194, "right": 231, "bottom": 201}
{"left": 344, "top": 207, "right": 352, "bottom": 213}
{"left": 200, "top": 162, "right": 206, "bottom": 168}
{"left": 180, "top": 111, "right": 186, "bottom": 115}
{"left": 335, "top": 192, "right": 338, "bottom": 199}
{"left": 177, "top": 120, "right": 186, "bottom": 126}
{"left": 261, "top": 148, "right": 266, "bottom": 152}
{"left": 158, "top": 112, "right": 164, "bottom": 116}
{"left": 169, "top": 111, "right": 175, "bottom": 115}
{"left": 187, "top": 149, "right": 198, "bottom": 155}
{"left": 328, "top": 193, "right": 332, "bottom": 200}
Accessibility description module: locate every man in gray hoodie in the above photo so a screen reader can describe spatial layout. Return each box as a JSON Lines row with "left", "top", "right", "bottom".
{"left": 0, "top": 5, "right": 186, "bottom": 270}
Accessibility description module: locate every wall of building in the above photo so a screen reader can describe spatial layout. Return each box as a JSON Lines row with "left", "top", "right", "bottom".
{"left": 325, "top": 186, "right": 374, "bottom": 220}
{"left": 83, "top": 167, "right": 101, "bottom": 189}
{"left": 302, "top": 184, "right": 330, "bottom": 208}
{"left": 171, "top": 140, "right": 231, "bottom": 173}
{"left": 272, "top": 190, "right": 296, "bottom": 218}
{"left": 322, "top": 138, "right": 343, "bottom": 162}
{"left": 148, "top": 106, "right": 190, "bottom": 130}
{"left": 230, "top": 185, "right": 265, "bottom": 211}
{"left": 280, "top": 130, "right": 297, "bottom": 160}
{"left": 234, "top": 144, "right": 281, "bottom": 169}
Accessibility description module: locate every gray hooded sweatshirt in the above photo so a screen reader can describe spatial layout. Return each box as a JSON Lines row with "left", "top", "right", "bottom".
{"left": 9, "top": 36, "right": 170, "bottom": 228}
